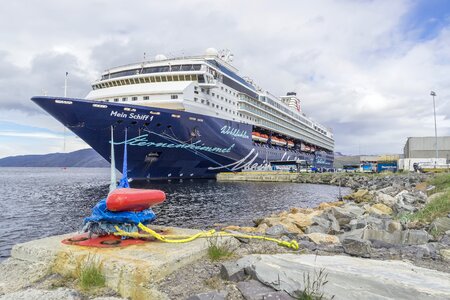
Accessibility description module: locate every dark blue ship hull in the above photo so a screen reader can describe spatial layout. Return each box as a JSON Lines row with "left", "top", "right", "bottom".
{"left": 31, "top": 96, "right": 333, "bottom": 179}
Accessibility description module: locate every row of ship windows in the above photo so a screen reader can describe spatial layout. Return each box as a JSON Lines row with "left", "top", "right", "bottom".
{"left": 195, "top": 85, "right": 238, "bottom": 97}
{"left": 194, "top": 87, "right": 237, "bottom": 105}
{"left": 93, "top": 74, "right": 200, "bottom": 90}
{"left": 102, "top": 95, "right": 179, "bottom": 102}
{"left": 242, "top": 96, "right": 328, "bottom": 137}
{"left": 192, "top": 97, "right": 257, "bottom": 122}
{"left": 240, "top": 103, "right": 327, "bottom": 146}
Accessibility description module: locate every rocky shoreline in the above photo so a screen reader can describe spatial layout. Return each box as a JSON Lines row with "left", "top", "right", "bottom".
{"left": 157, "top": 173, "right": 450, "bottom": 299}
{"left": 1, "top": 173, "right": 449, "bottom": 299}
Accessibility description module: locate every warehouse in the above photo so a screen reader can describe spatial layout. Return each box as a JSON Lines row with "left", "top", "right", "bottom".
{"left": 403, "top": 136, "right": 450, "bottom": 160}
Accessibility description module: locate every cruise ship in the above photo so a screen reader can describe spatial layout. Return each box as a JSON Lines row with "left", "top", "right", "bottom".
{"left": 32, "top": 48, "right": 334, "bottom": 180}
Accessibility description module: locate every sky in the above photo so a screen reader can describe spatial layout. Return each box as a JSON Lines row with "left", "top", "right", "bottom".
{"left": 1, "top": 0, "right": 450, "bottom": 158}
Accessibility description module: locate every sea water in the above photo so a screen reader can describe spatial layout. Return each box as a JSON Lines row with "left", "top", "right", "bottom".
{"left": 0, "top": 167, "right": 350, "bottom": 260}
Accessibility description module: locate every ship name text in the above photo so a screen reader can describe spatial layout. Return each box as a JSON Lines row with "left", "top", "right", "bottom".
{"left": 220, "top": 126, "right": 249, "bottom": 139}
{"left": 110, "top": 110, "right": 152, "bottom": 121}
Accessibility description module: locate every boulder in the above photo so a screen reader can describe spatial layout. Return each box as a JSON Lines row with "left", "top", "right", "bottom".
{"left": 374, "top": 192, "right": 397, "bottom": 207}
{"left": 305, "top": 233, "right": 340, "bottom": 245}
{"left": 236, "top": 280, "right": 279, "bottom": 300}
{"left": 403, "top": 230, "right": 432, "bottom": 245}
{"left": 342, "top": 237, "right": 372, "bottom": 258}
{"left": 266, "top": 224, "right": 290, "bottom": 236}
{"left": 344, "top": 189, "right": 372, "bottom": 203}
{"left": 387, "top": 220, "right": 402, "bottom": 233}
{"left": 286, "top": 211, "right": 322, "bottom": 231}
{"left": 187, "top": 291, "right": 227, "bottom": 300}
{"left": 362, "top": 229, "right": 431, "bottom": 245}
{"left": 440, "top": 249, "right": 450, "bottom": 261}
{"left": 368, "top": 203, "right": 393, "bottom": 216}
{"left": 430, "top": 217, "right": 450, "bottom": 234}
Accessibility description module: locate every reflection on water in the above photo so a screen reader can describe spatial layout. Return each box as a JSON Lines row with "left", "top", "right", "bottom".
{"left": 0, "top": 168, "right": 350, "bottom": 261}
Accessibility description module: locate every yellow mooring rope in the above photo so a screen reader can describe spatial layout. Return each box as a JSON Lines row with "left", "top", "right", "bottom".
{"left": 113, "top": 223, "right": 299, "bottom": 250}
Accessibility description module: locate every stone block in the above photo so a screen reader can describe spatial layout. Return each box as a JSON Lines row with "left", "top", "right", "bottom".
{"left": 342, "top": 237, "right": 372, "bottom": 258}
{"left": 368, "top": 203, "right": 393, "bottom": 216}
{"left": 236, "top": 280, "right": 277, "bottom": 300}
{"left": 305, "top": 233, "right": 340, "bottom": 245}
{"left": 220, "top": 261, "right": 246, "bottom": 282}
{"left": 241, "top": 254, "right": 450, "bottom": 299}
{"left": 431, "top": 217, "right": 450, "bottom": 233}
{"left": 186, "top": 291, "right": 227, "bottom": 300}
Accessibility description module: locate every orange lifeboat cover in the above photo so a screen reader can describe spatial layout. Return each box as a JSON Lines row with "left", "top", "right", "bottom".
{"left": 106, "top": 188, "right": 166, "bottom": 212}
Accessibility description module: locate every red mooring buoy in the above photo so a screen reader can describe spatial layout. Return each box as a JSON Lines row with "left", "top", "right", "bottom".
{"left": 106, "top": 188, "right": 166, "bottom": 212}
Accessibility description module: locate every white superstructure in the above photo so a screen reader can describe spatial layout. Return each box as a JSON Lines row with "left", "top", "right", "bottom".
{"left": 86, "top": 49, "right": 334, "bottom": 151}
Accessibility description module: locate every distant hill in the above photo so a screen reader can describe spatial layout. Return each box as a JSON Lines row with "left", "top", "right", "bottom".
{"left": 0, "top": 149, "right": 109, "bottom": 168}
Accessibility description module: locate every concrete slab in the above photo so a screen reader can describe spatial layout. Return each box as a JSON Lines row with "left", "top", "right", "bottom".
{"left": 236, "top": 254, "right": 450, "bottom": 299}
{"left": 3, "top": 226, "right": 238, "bottom": 300}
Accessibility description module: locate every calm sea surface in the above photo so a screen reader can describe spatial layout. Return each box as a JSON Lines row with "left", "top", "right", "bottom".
{"left": 0, "top": 167, "right": 350, "bottom": 261}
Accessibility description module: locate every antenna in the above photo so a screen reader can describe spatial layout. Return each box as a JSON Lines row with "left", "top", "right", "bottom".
{"left": 64, "top": 72, "right": 68, "bottom": 97}
{"left": 143, "top": 52, "right": 146, "bottom": 60}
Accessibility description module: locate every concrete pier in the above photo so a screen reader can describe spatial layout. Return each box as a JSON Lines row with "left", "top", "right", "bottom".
{"left": 217, "top": 171, "right": 299, "bottom": 182}
{"left": 0, "top": 226, "right": 237, "bottom": 300}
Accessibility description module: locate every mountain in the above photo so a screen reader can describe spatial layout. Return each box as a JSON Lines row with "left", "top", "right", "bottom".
{"left": 0, "top": 149, "right": 109, "bottom": 168}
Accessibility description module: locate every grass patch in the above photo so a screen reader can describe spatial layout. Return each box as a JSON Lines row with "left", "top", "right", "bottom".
{"left": 404, "top": 190, "right": 450, "bottom": 223}
{"left": 78, "top": 256, "right": 105, "bottom": 290}
{"left": 427, "top": 173, "right": 450, "bottom": 195}
{"left": 207, "top": 236, "right": 234, "bottom": 261}
{"left": 295, "top": 268, "right": 333, "bottom": 300}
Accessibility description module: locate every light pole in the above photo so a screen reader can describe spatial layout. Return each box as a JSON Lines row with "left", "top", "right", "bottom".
{"left": 430, "top": 91, "right": 438, "bottom": 165}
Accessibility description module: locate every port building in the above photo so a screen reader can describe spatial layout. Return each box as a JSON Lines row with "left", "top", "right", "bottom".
{"left": 403, "top": 137, "right": 450, "bottom": 160}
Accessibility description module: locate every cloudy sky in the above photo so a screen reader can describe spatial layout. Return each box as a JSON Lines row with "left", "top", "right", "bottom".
{"left": 1, "top": 0, "right": 449, "bottom": 158}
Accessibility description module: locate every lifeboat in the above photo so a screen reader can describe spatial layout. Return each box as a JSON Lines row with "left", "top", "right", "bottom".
{"left": 259, "top": 134, "right": 269, "bottom": 142}
{"left": 271, "top": 137, "right": 285, "bottom": 146}
{"left": 252, "top": 132, "right": 261, "bottom": 141}
{"left": 287, "top": 141, "right": 294, "bottom": 148}
{"left": 106, "top": 188, "right": 166, "bottom": 212}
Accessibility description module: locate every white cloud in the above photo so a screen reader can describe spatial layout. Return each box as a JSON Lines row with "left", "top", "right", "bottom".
{"left": 0, "top": 0, "right": 449, "bottom": 157}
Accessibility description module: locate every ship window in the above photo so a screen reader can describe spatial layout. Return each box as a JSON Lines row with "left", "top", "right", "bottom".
{"left": 201, "top": 99, "right": 205, "bottom": 104}
{"left": 194, "top": 91, "right": 199, "bottom": 94}
{"left": 143, "top": 96, "right": 149, "bottom": 100}
{"left": 122, "top": 97, "right": 127, "bottom": 101}
{"left": 114, "top": 98, "right": 119, "bottom": 102}
{"left": 144, "top": 77, "right": 150, "bottom": 83}
{"left": 150, "top": 77, "right": 156, "bottom": 82}
{"left": 201, "top": 88, "right": 205, "bottom": 93}
{"left": 132, "top": 96, "right": 138, "bottom": 101}
{"left": 221, "top": 96, "right": 224, "bottom": 100}
{"left": 161, "top": 76, "right": 167, "bottom": 82}
{"left": 155, "top": 76, "right": 161, "bottom": 82}
{"left": 206, "top": 101, "right": 210, "bottom": 106}
{"left": 171, "top": 95, "right": 178, "bottom": 99}
{"left": 198, "top": 75, "right": 205, "bottom": 83}
{"left": 212, "top": 93, "right": 215, "bottom": 96}
{"left": 194, "top": 97, "right": 198, "bottom": 101}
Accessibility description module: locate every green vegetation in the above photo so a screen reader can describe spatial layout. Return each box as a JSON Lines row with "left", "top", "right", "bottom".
{"left": 427, "top": 172, "right": 450, "bottom": 195}
{"left": 410, "top": 191, "right": 450, "bottom": 223}
{"left": 78, "top": 256, "right": 105, "bottom": 290}
{"left": 207, "top": 236, "right": 234, "bottom": 261}
{"left": 295, "top": 268, "right": 333, "bottom": 300}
